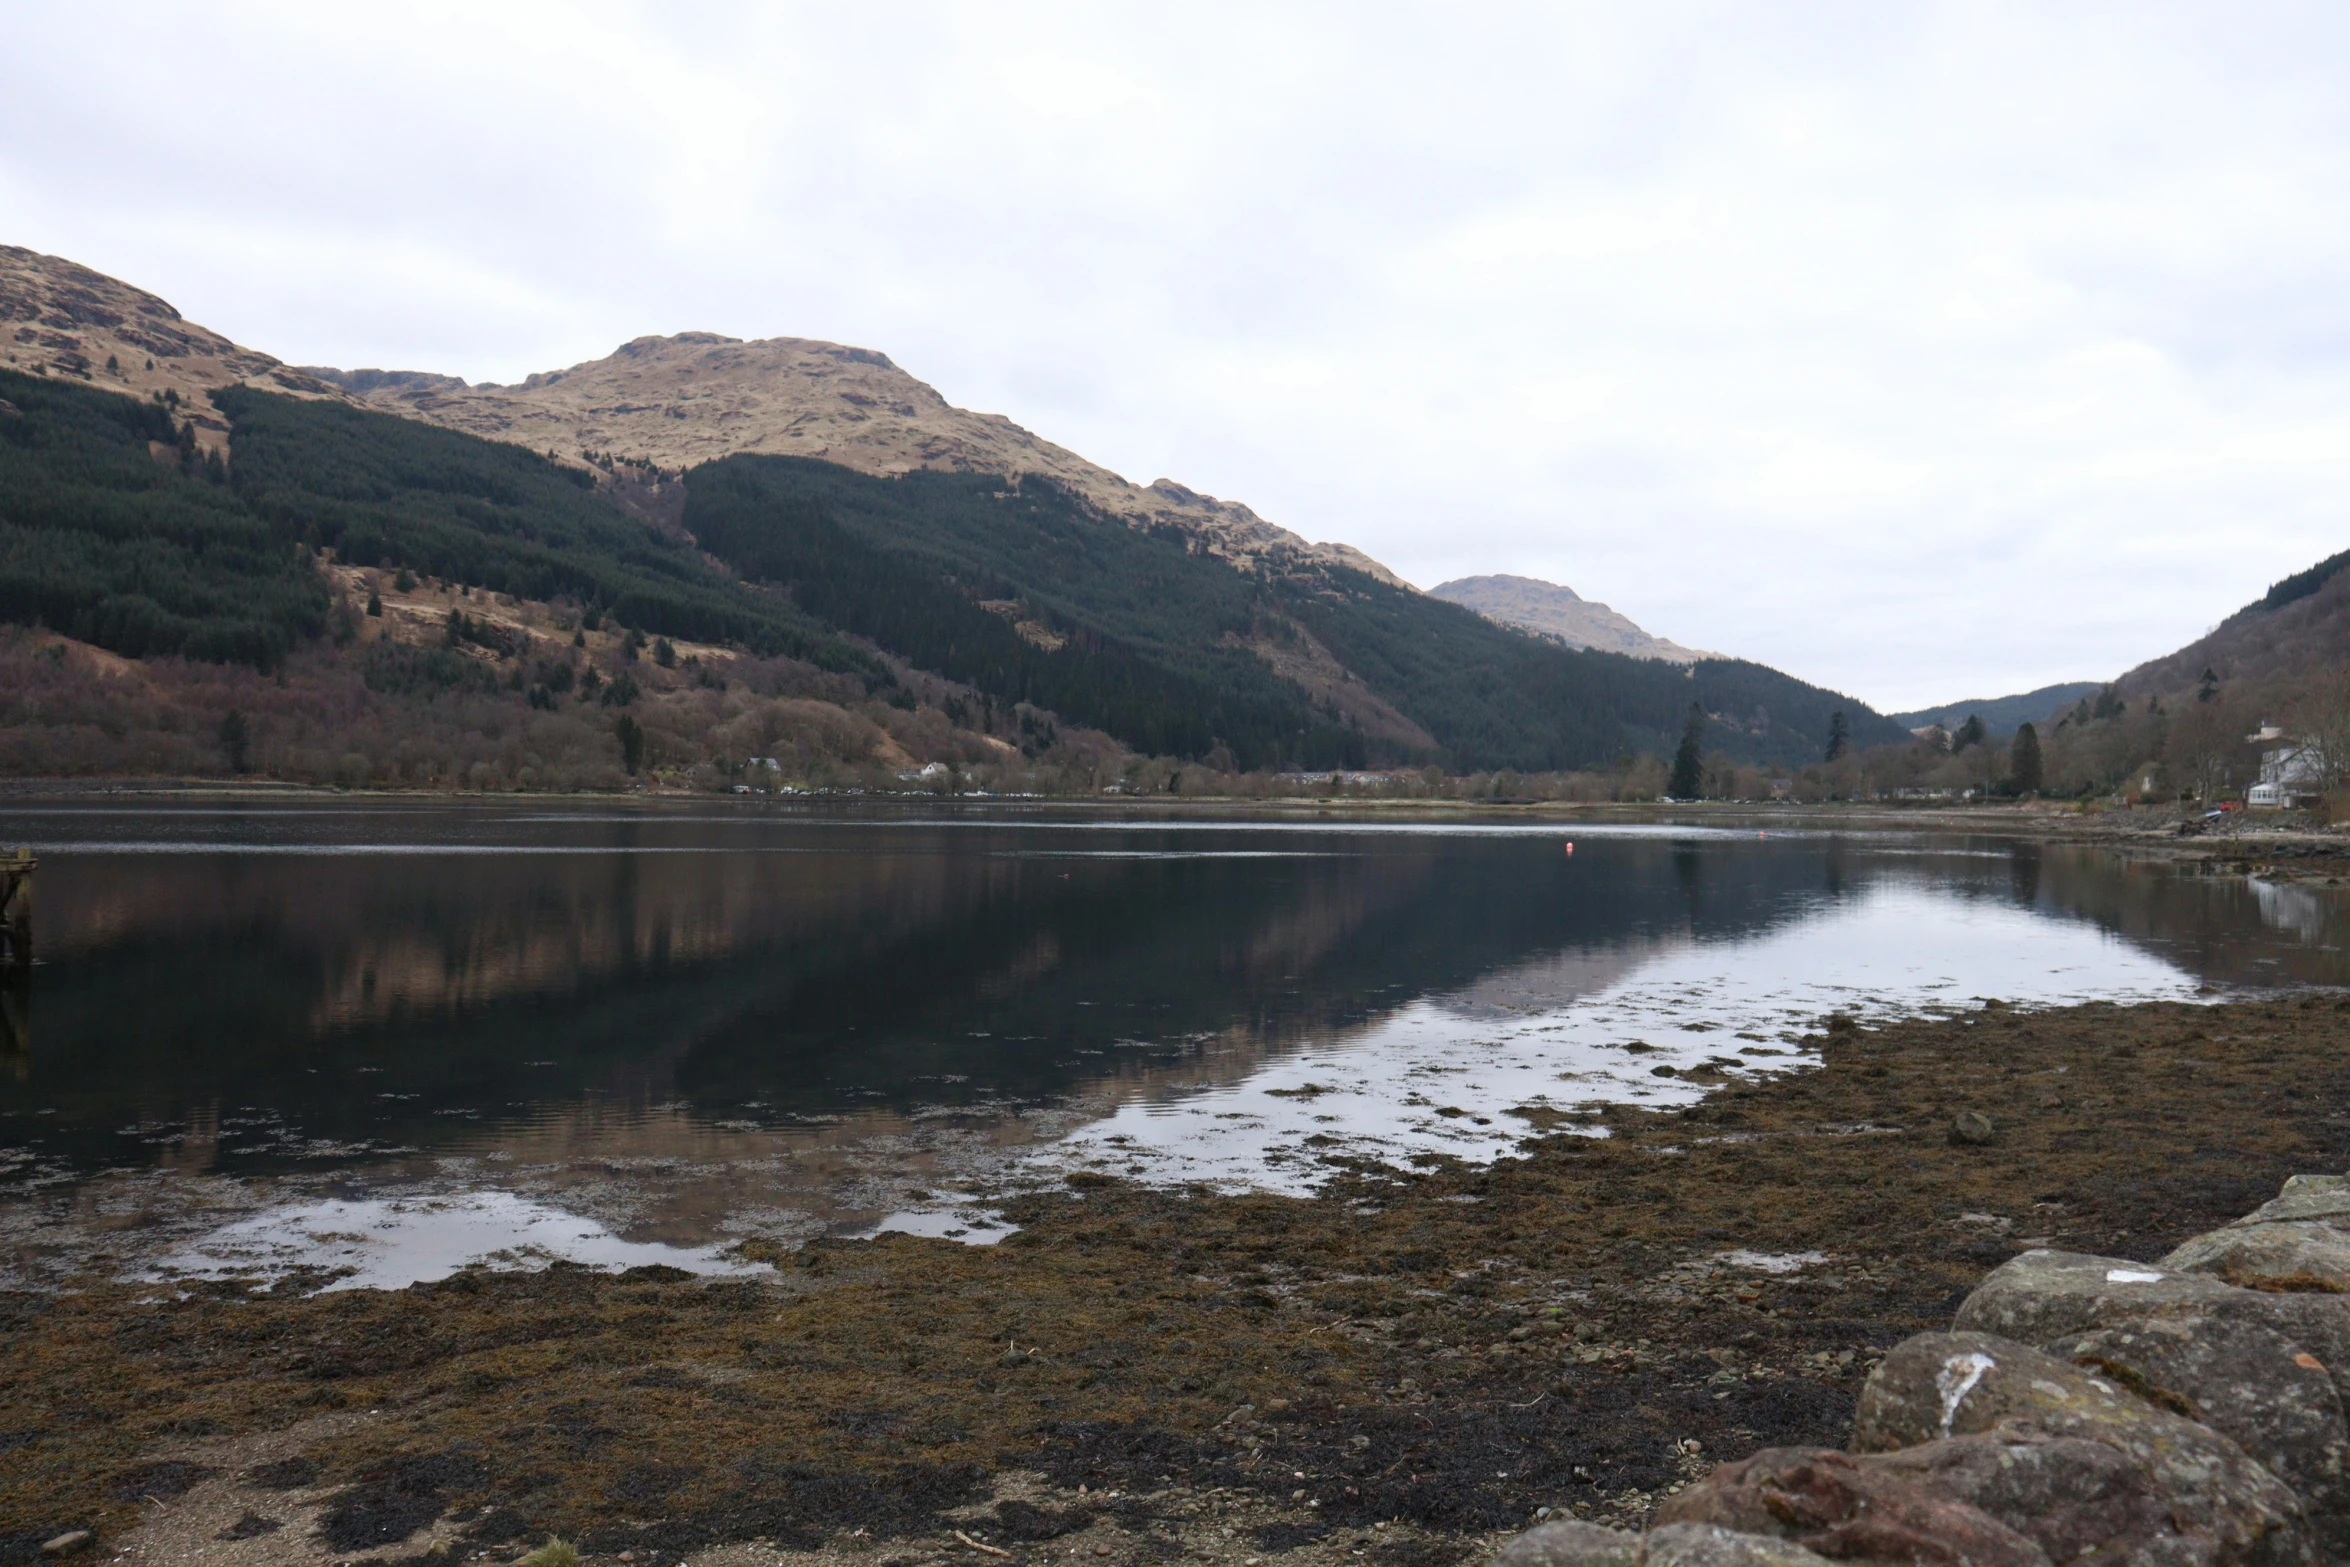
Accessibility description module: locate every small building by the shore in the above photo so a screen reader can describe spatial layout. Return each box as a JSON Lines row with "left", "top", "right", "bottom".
{"left": 2247, "top": 723, "right": 2324, "bottom": 809}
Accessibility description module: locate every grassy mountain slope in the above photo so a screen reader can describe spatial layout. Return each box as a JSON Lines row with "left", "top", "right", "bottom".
{"left": 298, "top": 326, "right": 1402, "bottom": 584}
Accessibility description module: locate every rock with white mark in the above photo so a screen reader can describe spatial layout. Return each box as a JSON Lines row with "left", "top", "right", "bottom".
{"left": 1954, "top": 1249, "right": 2350, "bottom": 1412}
{"left": 1851, "top": 1331, "right": 2310, "bottom": 1566}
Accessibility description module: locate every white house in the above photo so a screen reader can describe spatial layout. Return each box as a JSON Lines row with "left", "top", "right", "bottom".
{"left": 2247, "top": 724, "right": 2324, "bottom": 809}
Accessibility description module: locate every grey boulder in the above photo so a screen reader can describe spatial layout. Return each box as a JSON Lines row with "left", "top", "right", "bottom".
{"left": 2161, "top": 1175, "right": 2350, "bottom": 1292}
{"left": 1642, "top": 1523, "right": 1836, "bottom": 1567}
{"left": 1851, "top": 1331, "right": 2310, "bottom": 1566}
{"left": 1864, "top": 1432, "right": 2210, "bottom": 1567}
{"left": 1954, "top": 1250, "right": 2350, "bottom": 1409}
{"left": 1492, "top": 1520, "right": 1642, "bottom": 1567}
{"left": 2164, "top": 1222, "right": 2350, "bottom": 1293}
{"left": 1950, "top": 1112, "right": 1998, "bottom": 1147}
{"left": 2049, "top": 1313, "right": 2350, "bottom": 1544}
{"left": 2225, "top": 1175, "right": 2350, "bottom": 1228}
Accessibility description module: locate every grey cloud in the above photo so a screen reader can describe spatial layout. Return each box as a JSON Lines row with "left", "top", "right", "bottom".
{"left": 5, "top": 0, "right": 2349, "bottom": 708}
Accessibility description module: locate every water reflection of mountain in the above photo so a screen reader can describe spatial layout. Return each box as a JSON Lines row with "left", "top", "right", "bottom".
{"left": 5, "top": 813, "right": 2344, "bottom": 1179}
{"left": 1431, "top": 937, "right": 1691, "bottom": 1021}
{"left": 1, "top": 820, "right": 1851, "bottom": 1173}
{"left": 2008, "top": 842, "right": 2350, "bottom": 985}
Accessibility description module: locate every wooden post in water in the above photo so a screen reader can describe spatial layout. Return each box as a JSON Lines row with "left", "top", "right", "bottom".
{"left": 0, "top": 848, "right": 32, "bottom": 980}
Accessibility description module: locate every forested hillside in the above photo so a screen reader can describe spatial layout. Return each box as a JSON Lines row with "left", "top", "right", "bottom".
{"left": 1891, "top": 682, "right": 2104, "bottom": 740}
{"left": 686, "top": 457, "right": 1366, "bottom": 769}
{"left": 0, "top": 367, "right": 1905, "bottom": 781}
{"left": 0, "top": 368, "right": 326, "bottom": 666}
{"left": 0, "top": 368, "right": 872, "bottom": 678}
{"left": 686, "top": 454, "right": 1905, "bottom": 772}
{"left": 2115, "top": 546, "right": 2350, "bottom": 701}
{"left": 212, "top": 387, "right": 870, "bottom": 672}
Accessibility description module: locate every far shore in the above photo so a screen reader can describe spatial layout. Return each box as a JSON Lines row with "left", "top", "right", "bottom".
{"left": 6, "top": 779, "right": 2346, "bottom": 867}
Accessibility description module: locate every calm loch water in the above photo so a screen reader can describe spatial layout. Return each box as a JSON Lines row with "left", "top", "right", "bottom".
{"left": 0, "top": 801, "right": 2340, "bottom": 1286}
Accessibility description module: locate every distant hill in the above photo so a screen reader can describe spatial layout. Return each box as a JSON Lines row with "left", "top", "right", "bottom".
{"left": 0, "top": 244, "right": 1914, "bottom": 779}
{"left": 2113, "top": 545, "right": 2350, "bottom": 701}
{"left": 1428, "top": 574, "right": 1717, "bottom": 663}
{"left": 1890, "top": 682, "right": 2104, "bottom": 739}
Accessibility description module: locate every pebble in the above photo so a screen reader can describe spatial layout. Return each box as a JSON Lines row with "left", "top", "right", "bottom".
{"left": 39, "top": 1533, "right": 91, "bottom": 1557}
{"left": 1948, "top": 1111, "right": 1996, "bottom": 1146}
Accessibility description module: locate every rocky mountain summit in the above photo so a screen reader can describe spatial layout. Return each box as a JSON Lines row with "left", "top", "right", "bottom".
{"left": 0, "top": 245, "right": 348, "bottom": 451}
{"left": 2, "top": 244, "right": 1391, "bottom": 582}
{"left": 301, "top": 331, "right": 1401, "bottom": 584}
{"left": 1429, "top": 574, "right": 1717, "bottom": 664}
{"left": 1498, "top": 1170, "right": 2350, "bottom": 1567}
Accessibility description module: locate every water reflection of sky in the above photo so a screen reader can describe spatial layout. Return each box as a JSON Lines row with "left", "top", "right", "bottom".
{"left": 2, "top": 803, "right": 2345, "bottom": 1286}
{"left": 1039, "top": 884, "right": 2198, "bottom": 1197}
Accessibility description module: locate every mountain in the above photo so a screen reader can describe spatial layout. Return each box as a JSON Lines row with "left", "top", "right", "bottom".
{"left": 0, "top": 244, "right": 1914, "bottom": 780}
{"left": 0, "top": 245, "right": 351, "bottom": 451}
{"left": 2113, "top": 546, "right": 2350, "bottom": 701}
{"left": 1427, "top": 573, "right": 1717, "bottom": 663}
{"left": 1890, "top": 682, "right": 2103, "bottom": 740}
{"left": 299, "top": 334, "right": 1401, "bottom": 586}
{"left": 2, "top": 246, "right": 1397, "bottom": 582}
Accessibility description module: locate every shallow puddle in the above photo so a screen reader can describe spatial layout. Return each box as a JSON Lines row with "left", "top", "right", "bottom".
{"left": 156, "top": 1190, "right": 770, "bottom": 1291}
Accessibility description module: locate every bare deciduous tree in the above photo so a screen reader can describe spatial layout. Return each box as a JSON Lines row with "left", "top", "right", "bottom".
{"left": 2289, "top": 667, "right": 2350, "bottom": 791}
{"left": 2165, "top": 692, "right": 2247, "bottom": 802}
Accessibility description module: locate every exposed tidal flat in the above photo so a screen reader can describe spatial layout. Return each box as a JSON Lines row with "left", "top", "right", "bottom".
{"left": 8, "top": 1000, "right": 2350, "bottom": 1567}
{"left": 5, "top": 802, "right": 2350, "bottom": 1563}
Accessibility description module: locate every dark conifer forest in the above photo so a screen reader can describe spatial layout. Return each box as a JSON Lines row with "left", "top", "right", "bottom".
{"left": 0, "top": 369, "right": 325, "bottom": 666}
{"left": 685, "top": 453, "right": 1906, "bottom": 771}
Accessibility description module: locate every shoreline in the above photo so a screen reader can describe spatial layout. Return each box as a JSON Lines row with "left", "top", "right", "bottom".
{"left": 9, "top": 994, "right": 2350, "bottom": 1565}
{"left": 11, "top": 784, "right": 2350, "bottom": 889}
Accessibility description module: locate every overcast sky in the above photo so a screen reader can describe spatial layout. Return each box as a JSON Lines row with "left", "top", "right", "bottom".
{"left": 8, "top": 2, "right": 2348, "bottom": 711}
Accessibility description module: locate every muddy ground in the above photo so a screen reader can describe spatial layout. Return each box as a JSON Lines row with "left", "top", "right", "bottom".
{"left": 6, "top": 994, "right": 2349, "bottom": 1567}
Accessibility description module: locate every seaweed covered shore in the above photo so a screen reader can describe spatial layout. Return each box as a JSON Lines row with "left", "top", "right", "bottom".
{"left": 7, "top": 995, "right": 2350, "bottom": 1566}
